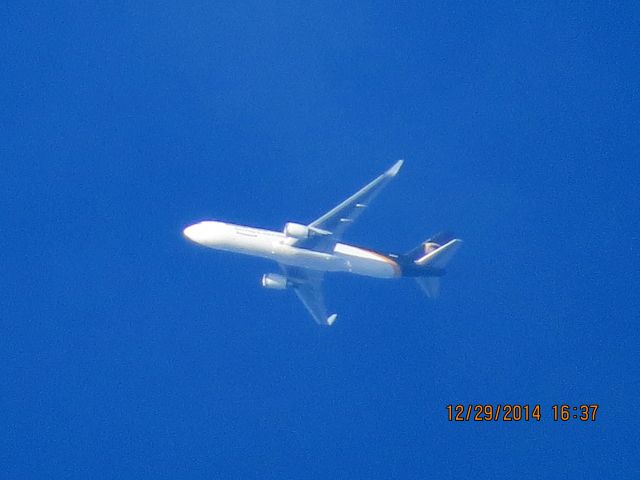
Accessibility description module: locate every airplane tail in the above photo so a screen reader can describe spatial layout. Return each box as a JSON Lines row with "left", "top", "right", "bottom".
{"left": 406, "top": 233, "right": 463, "bottom": 298}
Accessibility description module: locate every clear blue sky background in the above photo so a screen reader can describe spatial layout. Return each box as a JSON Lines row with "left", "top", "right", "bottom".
{"left": 2, "top": 2, "right": 639, "bottom": 478}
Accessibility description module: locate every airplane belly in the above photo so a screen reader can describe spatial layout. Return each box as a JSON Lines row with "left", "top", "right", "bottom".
{"left": 333, "top": 244, "right": 400, "bottom": 278}
{"left": 209, "top": 231, "right": 345, "bottom": 272}
{"left": 341, "top": 255, "right": 398, "bottom": 278}
{"left": 273, "top": 244, "right": 399, "bottom": 278}
{"left": 272, "top": 244, "right": 347, "bottom": 272}
{"left": 198, "top": 227, "right": 399, "bottom": 278}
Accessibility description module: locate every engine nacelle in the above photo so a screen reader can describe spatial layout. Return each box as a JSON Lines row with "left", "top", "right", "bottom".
{"left": 261, "top": 273, "right": 290, "bottom": 290}
{"left": 283, "top": 222, "right": 310, "bottom": 239}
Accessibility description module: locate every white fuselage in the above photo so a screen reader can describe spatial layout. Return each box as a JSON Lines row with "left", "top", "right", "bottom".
{"left": 183, "top": 221, "right": 400, "bottom": 278}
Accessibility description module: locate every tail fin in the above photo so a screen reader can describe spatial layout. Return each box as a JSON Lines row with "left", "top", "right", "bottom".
{"left": 408, "top": 234, "right": 463, "bottom": 298}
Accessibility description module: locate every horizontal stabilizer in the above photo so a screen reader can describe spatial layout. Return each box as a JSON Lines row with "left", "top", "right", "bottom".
{"left": 415, "top": 239, "right": 463, "bottom": 267}
{"left": 415, "top": 277, "right": 440, "bottom": 299}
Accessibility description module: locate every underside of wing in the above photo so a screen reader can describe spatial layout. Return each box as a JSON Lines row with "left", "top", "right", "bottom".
{"left": 296, "top": 160, "right": 403, "bottom": 252}
{"left": 279, "top": 265, "right": 337, "bottom": 326}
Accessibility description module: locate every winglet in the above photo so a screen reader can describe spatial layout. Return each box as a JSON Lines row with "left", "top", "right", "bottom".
{"left": 327, "top": 313, "right": 338, "bottom": 326}
{"left": 386, "top": 159, "right": 404, "bottom": 177}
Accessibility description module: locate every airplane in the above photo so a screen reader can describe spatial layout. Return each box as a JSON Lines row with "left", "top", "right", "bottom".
{"left": 183, "top": 160, "right": 462, "bottom": 326}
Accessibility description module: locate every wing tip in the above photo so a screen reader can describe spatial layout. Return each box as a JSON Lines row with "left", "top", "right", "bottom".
{"left": 387, "top": 159, "right": 404, "bottom": 176}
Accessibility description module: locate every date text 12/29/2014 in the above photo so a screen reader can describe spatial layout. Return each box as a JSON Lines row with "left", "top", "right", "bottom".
{"left": 446, "top": 404, "right": 599, "bottom": 422}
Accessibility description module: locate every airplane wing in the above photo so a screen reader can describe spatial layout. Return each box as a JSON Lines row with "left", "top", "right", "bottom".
{"left": 279, "top": 265, "right": 337, "bottom": 326}
{"left": 296, "top": 160, "right": 404, "bottom": 252}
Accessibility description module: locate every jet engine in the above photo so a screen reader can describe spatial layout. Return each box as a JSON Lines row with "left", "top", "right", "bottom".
{"left": 261, "top": 273, "right": 290, "bottom": 290}
{"left": 283, "top": 222, "right": 310, "bottom": 239}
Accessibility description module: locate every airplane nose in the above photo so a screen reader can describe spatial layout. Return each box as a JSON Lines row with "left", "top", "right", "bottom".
{"left": 183, "top": 224, "right": 198, "bottom": 242}
{"left": 183, "top": 221, "right": 227, "bottom": 246}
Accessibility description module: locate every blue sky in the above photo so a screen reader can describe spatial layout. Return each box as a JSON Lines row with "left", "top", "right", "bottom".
{"left": 2, "top": 2, "right": 639, "bottom": 478}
